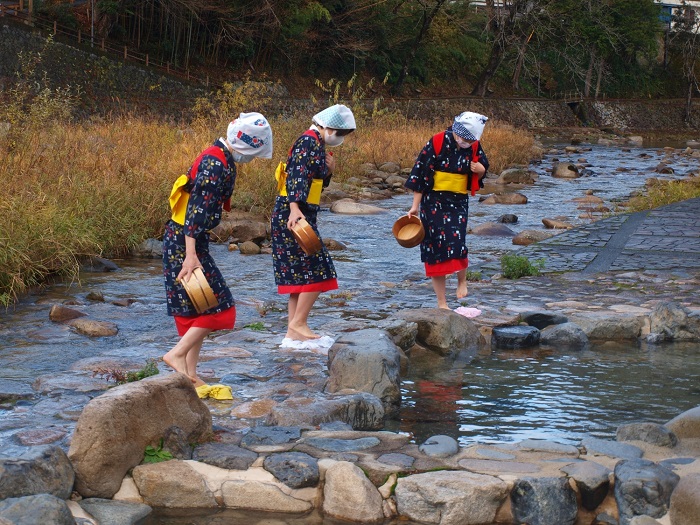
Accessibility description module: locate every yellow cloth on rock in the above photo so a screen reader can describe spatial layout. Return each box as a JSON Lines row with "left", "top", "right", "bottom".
{"left": 195, "top": 384, "right": 233, "bottom": 400}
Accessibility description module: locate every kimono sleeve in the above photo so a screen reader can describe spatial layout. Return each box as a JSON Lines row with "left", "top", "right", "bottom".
{"left": 285, "top": 135, "right": 327, "bottom": 203}
{"left": 475, "top": 145, "right": 490, "bottom": 190}
{"left": 405, "top": 137, "right": 439, "bottom": 193}
{"left": 183, "top": 154, "right": 226, "bottom": 237}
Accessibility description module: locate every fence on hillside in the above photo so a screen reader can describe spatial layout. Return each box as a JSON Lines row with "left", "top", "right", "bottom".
{"left": 0, "top": 2, "right": 223, "bottom": 91}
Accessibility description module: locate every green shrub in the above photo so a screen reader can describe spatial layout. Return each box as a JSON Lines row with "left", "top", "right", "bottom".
{"left": 143, "top": 439, "right": 173, "bottom": 464}
{"left": 466, "top": 270, "right": 482, "bottom": 281}
{"left": 500, "top": 254, "right": 545, "bottom": 279}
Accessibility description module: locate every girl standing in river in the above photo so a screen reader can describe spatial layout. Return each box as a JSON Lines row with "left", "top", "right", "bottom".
{"left": 405, "top": 111, "right": 489, "bottom": 309}
{"left": 162, "top": 113, "right": 273, "bottom": 385}
{"left": 271, "top": 104, "right": 356, "bottom": 342}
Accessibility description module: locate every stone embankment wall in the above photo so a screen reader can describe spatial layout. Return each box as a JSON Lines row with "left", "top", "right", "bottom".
{"left": 2, "top": 22, "right": 698, "bottom": 130}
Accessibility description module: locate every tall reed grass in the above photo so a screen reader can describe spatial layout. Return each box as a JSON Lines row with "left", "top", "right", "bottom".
{"left": 1, "top": 81, "right": 540, "bottom": 306}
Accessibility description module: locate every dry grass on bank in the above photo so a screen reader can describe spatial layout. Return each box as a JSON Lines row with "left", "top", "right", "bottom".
{"left": 627, "top": 176, "right": 700, "bottom": 212}
{"left": 0, "top": 113, "right": 539, "bottom": 305}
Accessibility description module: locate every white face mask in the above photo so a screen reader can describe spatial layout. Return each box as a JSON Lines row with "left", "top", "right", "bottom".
{"left": 323, "top": 129, "right": 345, "bottom": 147}
{"left": 232, "top": 152, "right": 255, "bottom": 164}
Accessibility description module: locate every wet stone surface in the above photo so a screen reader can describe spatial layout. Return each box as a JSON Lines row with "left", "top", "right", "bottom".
{"left": 0, "top": 143, "right": 699, "bottom": 454}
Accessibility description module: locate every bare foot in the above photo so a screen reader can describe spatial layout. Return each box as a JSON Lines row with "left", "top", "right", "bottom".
{"left": 163, "top": 353, "right": 195, "bottom": 383}
{"left": 286, "top": 326, "right": 320, "bottom": 341}
{"left": 457, "top": 282, "right": 468, "bottom": 299}
{"left": 191, "top": 376, "right": 206, "bottom": 388}
{"left": 288, "top": 322, "right": 321, "bottom": 340}
{"left": 437, "top": 303, "right": 451, "bottom": 310}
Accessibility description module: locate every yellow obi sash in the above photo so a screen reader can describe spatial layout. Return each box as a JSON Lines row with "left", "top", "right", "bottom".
{"left": 433, "top": 171, "right": 468, "bottom": 194}
{"left": 169, "top": 174, "right": 190, "bottom": 225}
{"left": 275, "top": 161, "right": 323, "bottom": 205}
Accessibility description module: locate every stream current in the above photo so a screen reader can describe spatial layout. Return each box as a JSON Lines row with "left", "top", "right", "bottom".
{"left": 1, "top": 139, "right": 699, "bottom": 458}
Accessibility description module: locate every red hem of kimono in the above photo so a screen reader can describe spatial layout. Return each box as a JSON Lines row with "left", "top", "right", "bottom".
{"left": 278, "top": 278, "right": 338, "bottom": 295}
{"left": 425, "top": 258, "right": 469, "bottom": 277}
{"left": 174, "top": 306, "right": 236, "bottom": 336}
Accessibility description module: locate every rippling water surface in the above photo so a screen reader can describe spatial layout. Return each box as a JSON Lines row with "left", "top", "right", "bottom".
{"left": 2, "top": 140, "right": 699, "bottom": 449}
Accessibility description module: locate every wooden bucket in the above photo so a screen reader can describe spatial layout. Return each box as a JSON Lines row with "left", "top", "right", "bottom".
{"left": 181, "top": 267, "right": 219, "bottom": 314}
{"left": 392, "top": 215, "right": 425, "bottom": 248}
{"left": 292, "top": 218, "right": 322, "bottom": 256}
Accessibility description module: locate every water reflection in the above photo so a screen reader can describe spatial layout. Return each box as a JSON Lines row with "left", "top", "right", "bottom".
{"left": 393, "top": 342, "right": 700, "bottom": 446}
{"left": 1, "top": 141, "right": 698, "bottom": 449}
{"left": 142, "top": 508, "right": 423, "bottom": 525}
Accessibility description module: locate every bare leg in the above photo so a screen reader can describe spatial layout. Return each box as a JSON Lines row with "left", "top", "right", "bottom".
{"left": 431, "top": 276, "right": 450, "bottom": 309}
{"left": 286, "top": 291, "right": 321, "bottom": 340}
{"left": 288, "top": 293, "right": 299, "bottom": 328}
{"left": 456, "top": 269, "right": 468, "bottom": 300}
{"left": 163, "top": 327, "right": 211, "bottom": 382}
{"left": 186, "top": 338, "right": 207, "bottom": 387}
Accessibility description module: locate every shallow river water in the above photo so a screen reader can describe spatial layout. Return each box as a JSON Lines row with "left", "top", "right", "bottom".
{"left": 1, "top": 139, "right": 700, "bottom": 523}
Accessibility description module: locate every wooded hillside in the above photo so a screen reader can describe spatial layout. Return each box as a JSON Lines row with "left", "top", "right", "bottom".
{"left": 20, "top": 0, "right": 700, "bottom": 109}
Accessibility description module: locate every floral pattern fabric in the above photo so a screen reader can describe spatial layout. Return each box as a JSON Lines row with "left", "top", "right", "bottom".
{"left": 271, "top": 130, "right": 337, "bottom": 288}
{"left": 163, "top": 139, "right": 236, "bottom": 316}
{"left": 404, "top": 128, "right": 489, "bottom": 265}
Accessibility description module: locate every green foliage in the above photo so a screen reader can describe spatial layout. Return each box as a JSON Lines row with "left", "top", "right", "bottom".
{"left": 143, "top": 439, "right": 173, "bottom": 464}
{"left": 466, "top": 270, "right": 482, "bottom": 282}
{"left": 283, "top": 2, "right": 331, "bottom": 38}
{"left": 243, "top": 322, "right": 266, "bottom": 331}
{"left": 500, "top": 254, "right": 545, "bottom": 279}
{"left": 93, "top": 359, "right": 160, "bottom": 385}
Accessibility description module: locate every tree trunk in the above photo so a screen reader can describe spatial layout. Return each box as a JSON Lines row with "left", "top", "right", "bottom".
{"left": 512, "top": 31, "right": 531, "bottom": 91}
{"left": 584, "top": 48, "right": 595, "bottom": 98}
{"left": 594, "top": 57, "right": 604, "bottom": 99}
{"left": 472, "top": 38, "right": 505, "bottom": 97}
{"left": 393, "top": 0, "right": 446, "bottom": 95}
{"left": 686, "top": 79, "right": 694, "bottom": 124}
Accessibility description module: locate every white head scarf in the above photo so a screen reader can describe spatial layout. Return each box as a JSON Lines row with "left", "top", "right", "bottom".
{"left": 453, "top": 112, "right": 488, "bottom": 141}
{"left": 227, "top": 112, "right": 273, "bottom": 159}
{"left": 312, "top": 104, "right": 356, "bottom": 130}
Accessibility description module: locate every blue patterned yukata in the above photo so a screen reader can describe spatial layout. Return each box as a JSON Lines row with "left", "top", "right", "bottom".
{"left": 404, "top": 127, "right": 489, "bottom": 268}
{"left": 163, "top": 139, "right": 236, "bottom": 316}
{"left": 271, "top": 129, "right": 338, "bottom": 293}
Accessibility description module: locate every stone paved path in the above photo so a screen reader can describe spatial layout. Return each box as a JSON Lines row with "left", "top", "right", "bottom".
{"left": 475, "top": 197, "right": 700, "bottom": 275}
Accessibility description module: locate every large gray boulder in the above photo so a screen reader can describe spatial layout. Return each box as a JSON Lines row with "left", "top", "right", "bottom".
{"left": 541, "top": 322, "right": 589, "bottom": 349}
{"left": 68, "top": 373, "right": 212, "bottom": 498}
{"left": 648, "top": 301, "right": 700, "bottom": 342}
{"left": 614, "top": 459, "right": 680, "bottom": 525}
{"left": 267, "top": 392, "right": 385, "bottom": 430}
{"left": 0, "top": 494, "right": 74, "bottom": 525}
{"left": 393, "top": 308, "right": 482, "bottom": 356}
{"left": 560, "top": 461, "right": 611, "bottom": 511}
{"left": 132, "top": 460, "right": 217, "bottom": 508}
{"left": 78, "top": 498, "right": 153, "bottom": 525}
{"left": 511, "top": 477, "right": 578, "bottom": 525}
{"left": 395, "top": 470, "right": 508, "bottom": 525}
{"left": 327, "top": 329, "right": 401, "bottom": 417}
{"left": 323, "top": 461, "right": 384, "bottom": 523}
{"left": 0, "top": 445, "right": 74, "bottom": 500}
{"left": 568, "top": 312, "right": 644, "bottom": 341}
{"left": 616, "top": 423, "right": 678, "bottom": 447}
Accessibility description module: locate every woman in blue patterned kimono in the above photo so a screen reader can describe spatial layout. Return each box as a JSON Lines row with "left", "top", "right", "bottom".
{"left": 405, "top": 112, "right": 489, "bottom": 309}
{"left": 271, "top": 104, "right": 356, "bottom": 341}
{"left": 163, "top": 113, "right": 273, "bottom": 385}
